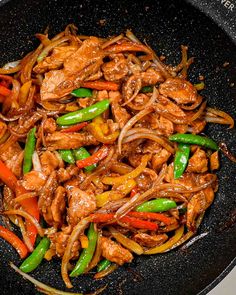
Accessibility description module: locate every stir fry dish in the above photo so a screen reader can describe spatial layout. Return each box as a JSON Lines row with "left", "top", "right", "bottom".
{"left": 0, "top": 25, "right": 234, "bottom": 293}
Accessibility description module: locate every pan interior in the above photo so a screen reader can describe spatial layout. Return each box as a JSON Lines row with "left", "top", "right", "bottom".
{"left": 0, "top": 0, "right": 235, "bottom": 294}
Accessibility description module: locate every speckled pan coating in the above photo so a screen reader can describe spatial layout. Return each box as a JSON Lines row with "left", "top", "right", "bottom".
{"left": 0, "top": 0, "right": 235, "bottom": 294}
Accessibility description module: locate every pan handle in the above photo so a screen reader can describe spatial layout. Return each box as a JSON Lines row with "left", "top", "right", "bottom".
{"left": 186, "top": 0, "right": 236, "bottom": 43}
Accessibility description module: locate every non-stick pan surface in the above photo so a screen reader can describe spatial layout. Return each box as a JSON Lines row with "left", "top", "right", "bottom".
{"left": 0, "top": 0, "right": 235, "bottom": 294}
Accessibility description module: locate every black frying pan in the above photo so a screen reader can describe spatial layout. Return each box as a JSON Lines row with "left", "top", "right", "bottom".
{"left": 0, "top": 0, "right": 235, "bottom": 294}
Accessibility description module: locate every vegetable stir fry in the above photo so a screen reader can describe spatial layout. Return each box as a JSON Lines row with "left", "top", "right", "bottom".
{"left": 0, "top": 24, "right": 235, "bottom": 293}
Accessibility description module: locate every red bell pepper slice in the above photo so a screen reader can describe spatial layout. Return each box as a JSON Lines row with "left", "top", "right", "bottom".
{"left": 0, "top": 160, "right": 39, "bottom": 246}
{"left": 76, "top": 145, "right": 109, "bottom": 168}
{"left": 60, "top": 122, "right": 88, "bottom": 133}
{"left": 81, "top": 81, "right": 119, "bottom": 91}
{"left": 90, "top": 213, "right": 158, "bottom": 231}
{"left": 0, "top": 225, "right": 28, "bottom": 258}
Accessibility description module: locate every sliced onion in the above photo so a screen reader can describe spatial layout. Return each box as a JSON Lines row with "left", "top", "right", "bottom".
{"left": 101, "top": 34, "right": 124, "bottom": 49}
{"left": 10, "top": 263, "right": 106, "bottom": 295}
{"left": 0, "top": 60, "right": 21, "bottom": 74}
{"left": 127, "top": 86, "right": 158, "bottom": 111}
{"left": 32, "top": 151, "right": 42, "bottom": 172}
{"left": 96, "top": 198, "right": 129, "bottom": 214}
{"left": 167, "top": 213, "right": 205, "bottom": 251}
{"left": 37, "top": 36, "right": 70, "bottom": 62}
{"left": 189, "top": 101, "right": 207, "bottom": 122}
{"left": 118, "top": 106, "right": 154, "bottom": 153}
{"left": 2, "top": 60, "right": 21, "bottom": 70}
{"left": 206, "top": 107, "right": 234, "bottom": 128}
{"left": 123, "top": 132, "right": 175, "bottom": 154}
{"left": 3, "top": 209, "right": 44, "bottom": 237}
{"left": 20, "top": 44, "right": 43, "bottom": 84}
{"left": 109, "top": 226, "right": 143, "bottom": 255}
{"left": 14, "top": 192, "right": 38, "bottom": 203}
{"left": 18, "top": 217, "right": 34, "bottom": 252}
{"left": 61, "top": 217, "right": 91, "bottom": 288}
{"left": 0, "top": 134, "right": 18, "bottom": 153}
{"left": 180, "top": 95, "right": 203, "bottom": 110}
{"left": 144, "top": 225, "right": 184, "bottom": 254}
{"left": 94, "top": 264, "right": 118, "bottom": 279}
{"left": 126, "top": 30, "right": 141, "bottom": 44}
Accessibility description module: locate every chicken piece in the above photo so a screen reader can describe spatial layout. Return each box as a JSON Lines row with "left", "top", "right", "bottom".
{"left": 174, "top": 124, "right": 188, "bottom": 134}
{"left": 45, "top": 131, "right": 99, "bottom": 150}
{"left": 67, "top": 187, "right": 96, "bottom": 226}
{"left": 151, "top": 149, "right": 171, "bottom": 171}
{"left": 43, "top": 118, "right": 57, "bottom": 133}
{"left": 142, "top": 140, "right": 162, "bottom": 154}
{"left": 3, "top": 186, "right": 15, "bottom": 209}
{"left": 100, "top": 237, "right": 133, "bottom": 265}
{"left": 40, "top": 151, "right": 61, "bottom": 175}
{"left": 51, "top": 230, "right": 80, "bottom": 259}
{"left": 132, "top": 93, "right": 149, "bottom": 107}
{"left": 38, "top": 171, "right": 58, "bottom": 225}
{"left": 121, "top": 140, "right": 143, "bottom": 157}
{"left": 210, "top": 151, "right": 219, "bottom": 171}
{"left": 41, "top": 37, "right": 104, "bottom": 101}
{"left": 102, "top": 54, "right": 129, "bottom": 81}
{"left": 106, "top": 119, "right": 119, "bottom": 133}
{"left": 64, "top": 170, "right": 87, "bottom": 190}
{"left": 109, "top": 91, "right": 131, "bottom": 128}
{"left": 123, "top": 74, "right": 142, "bottom": 104}
{"left": 159, "top": 77, "right": 197, "bottom": 105}
{"left": 187, "top": 148, "right": 208, "bottom": 173}
{"left": 158, "top": 116, "right": 174, "bottom": 136}
{"left": 14, "top": 112, "right": 42, "bottom": 135}
{"left": 85, "top": 69, "right": 103, "bottom": 81}
{"left": 187, "top": 192, "right": 207, "bottom": 231}
{"left": 128, "top": 153, "right": 143, "bottom": 168}
{"left": 136, "top": 172, "right": 153, "bottom": 191}
{"left": 144, "top": 114, "right": 173, "bottom": 136}
{"left": 141, "top": 67, "right": 164, "bottom": 85}
{"left": 133, "top": 233, "right": 168, "bottom": 248}
{"left": 20, "top": 171, "right": 47, "bottom": 191}
{"left": 173, "top": 172, "right": 197, "bottom": 190}
{"left": 57, "top": 165, "right": 79, "bottom": 182}
{"left": 96, "top": 90, "right": 109, "bottom": 101}
{"left": 0, "top": 143, "right": 24, "bottom": 178}
{"left": 51, "top": 186, "right": 66, "bottom": 227}
{"left": 77, "top": 97, "right": 94, "bottom": 108}
{"left": 199, "top": 173, "right": 216, "bottom": 206}
{"left": 34, "top": 45, "right": 79, "bottom": 74}
{"left": 158, "top": 95, "right": 186, "bottom": 117}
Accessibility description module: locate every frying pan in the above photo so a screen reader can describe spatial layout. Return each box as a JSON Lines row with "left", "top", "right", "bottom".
{"left": 0, "top": 0, "right": 235, "bottom": 294}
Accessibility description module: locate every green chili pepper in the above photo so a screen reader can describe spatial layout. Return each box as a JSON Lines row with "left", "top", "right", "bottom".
{"left": 97, "top": 259, "right": 111, "bottom": 272}
{"left": 56, "top": 99, "right": 110, "bottom": 126}
{"left": 20, "top": 237, "right": 50, "bottom": 273}
{"left": 58, "top": 149, "right": 75, "bottom": 164}
{"left": 71, "top": 87, "right": 93, "bottom": 98}
{"left": 70, "top": 223, "right": 98, "bottom": 277}
{"left": 174, "top": 143, "right": 190, "bottom": 179}
{"left": 141, "top": 86, "right": 153, "bottom": 93}
{"left": 73, "top": 147, "right": 96, "bottom": 172}
{"left": 136, "top": 198, "right": 177, "bottom": 212}
{"left": 169, "top": 133, "right": 218, "bottom": 150}
{"left": 23, "top": 127, "right": 36, "bottom": 174}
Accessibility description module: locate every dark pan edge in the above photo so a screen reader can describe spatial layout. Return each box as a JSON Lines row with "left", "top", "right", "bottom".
{"left": 198, "top": 258, "right": 236, "bottom": 295}
{"left": 186, "top": 0, "right": 236, "bottom": 44}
